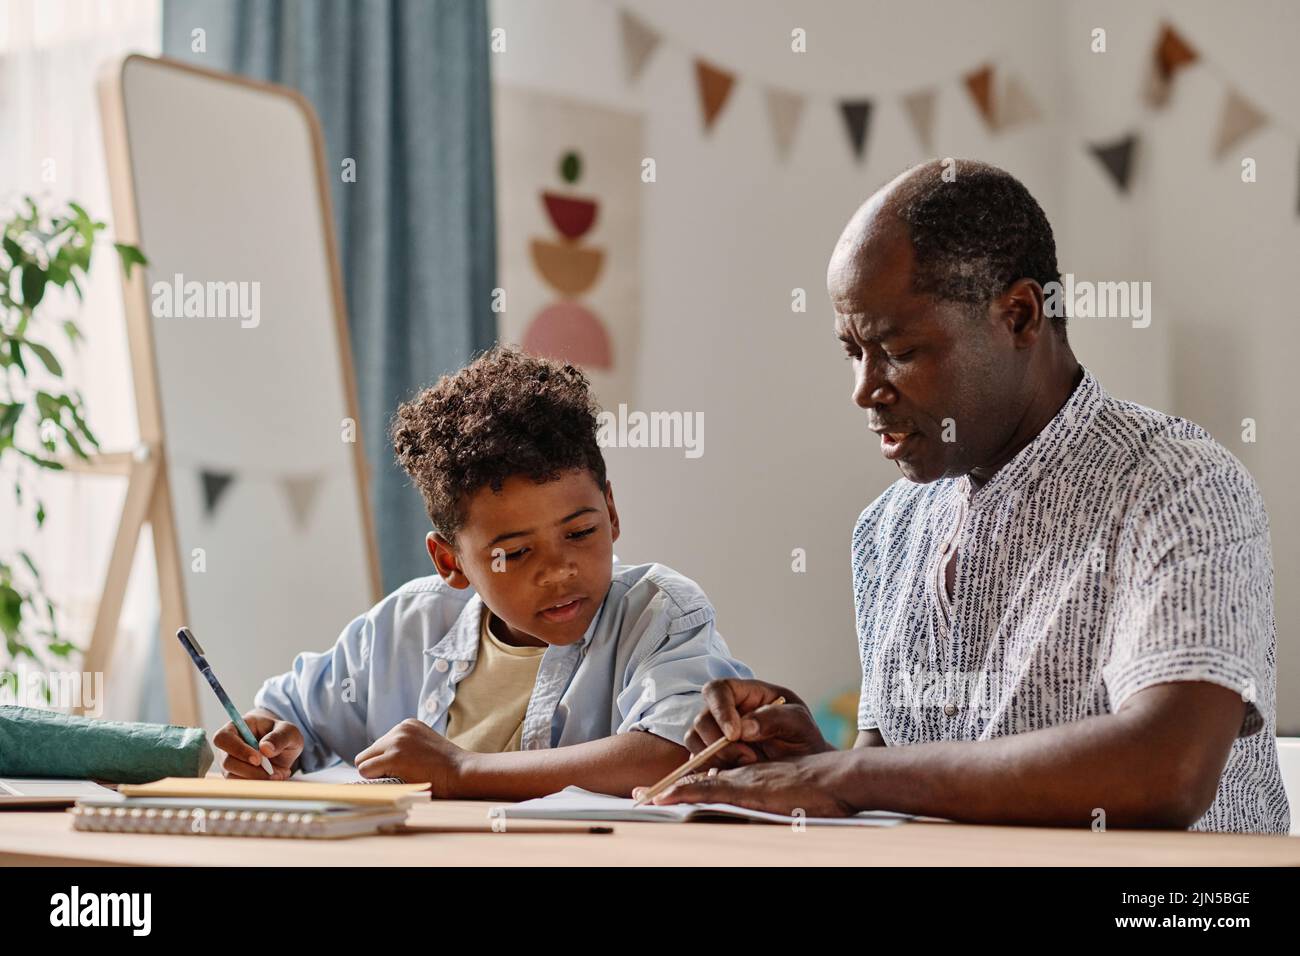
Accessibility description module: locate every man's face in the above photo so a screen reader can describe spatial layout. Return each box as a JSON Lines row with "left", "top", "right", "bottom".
{"left": 827, "top": 217, "right": 1023, "bottom": 484}
{"left": 430, "top": 469, "right": 619, "bottom": 647}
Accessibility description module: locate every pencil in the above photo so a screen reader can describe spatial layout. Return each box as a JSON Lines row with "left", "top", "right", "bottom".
{"left": 632, "top": 696, "right": 785, "bottom": 806}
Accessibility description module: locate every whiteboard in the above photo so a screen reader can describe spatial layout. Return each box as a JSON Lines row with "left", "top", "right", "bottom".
{"left": 101, "top": 55, "right": 380, "bottom": 734}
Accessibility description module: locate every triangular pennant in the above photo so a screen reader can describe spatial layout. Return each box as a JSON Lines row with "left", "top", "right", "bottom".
{"left": 838, "top": 100, "right": 873, "bottom": 162}
{"left": 1154, "top": 22, "right": 1197, "bottom": 82}
{"left": 694, "top": 59, "right": 735, "bottom": 132}
{"left": 764, "top": 87, "right": 804, "bottom": 160}
{"left": 1146, "top": 22, "right": 1198, "bottom": 108}
{"left": 901, "top": 87, "right": 937, "bottom": 152}
{"left": 997, "top": 75, "right": 1041, "bottom": 131}
{"left": 1089, "top": 134, "right": 1137, "bottom": 193}
{"left": 1213, "top": 88, "right": 1268, "bottom": 160}
{"left": 619, "top": 10, "right": 660, "bottom": 85}
{"left": 200, "top": 470, "right": 235, "bottom": 519}
{"left": 964, "top": 64, "right": 996, "bottom": 129}
{"left": 280, "top": 474, "right": 324, "bottom": 532}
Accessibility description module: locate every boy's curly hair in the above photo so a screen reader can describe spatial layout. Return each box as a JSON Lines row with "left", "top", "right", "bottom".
{"left": 390, "top": 346, "right": 607, "bottom": 541}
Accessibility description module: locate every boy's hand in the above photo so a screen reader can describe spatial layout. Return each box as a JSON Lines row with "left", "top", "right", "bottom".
{"left": 354, "top": 719, "right": 468, "bottom": 797}
{"left": 214, "top": 708, "right": 304, "bottom": 780}
{"left": 685, "top": 678, "right": 833, "bottom": 769}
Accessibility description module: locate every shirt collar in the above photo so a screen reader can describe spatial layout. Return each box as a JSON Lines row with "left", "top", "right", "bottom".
{"left": 961, "top": 364, "right": 1105, "bottom": 506}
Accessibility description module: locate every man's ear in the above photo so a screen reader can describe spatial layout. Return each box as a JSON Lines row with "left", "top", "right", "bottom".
{"left": 604, "top": 481, "right": 621, "bottom": 544}
{"left": 427, "top": 532, "right": 471, "bottom": 589}
{"left": 1000, "top": 278, "right": 1046, "bottom": 346}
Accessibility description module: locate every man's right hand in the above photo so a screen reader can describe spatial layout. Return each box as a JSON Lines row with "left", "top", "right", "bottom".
{"left": 214, "top": 708, "right": 304, "bottom": 780}
{"left": 684, "top": 678, "right": 833, "bottom": 769}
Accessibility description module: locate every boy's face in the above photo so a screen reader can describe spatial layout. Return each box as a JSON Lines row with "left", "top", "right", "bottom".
{"left": 428, "top": 469, "right": 620, "bottom": 648}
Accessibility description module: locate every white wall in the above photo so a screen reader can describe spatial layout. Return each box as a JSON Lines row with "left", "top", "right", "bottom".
{"left": 489, "top": 0, "right": 1299, "bottom": 730}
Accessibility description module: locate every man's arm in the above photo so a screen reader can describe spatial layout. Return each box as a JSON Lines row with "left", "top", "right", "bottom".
{"left": 659, "top": 681, "right": 1245, "bottom": 828}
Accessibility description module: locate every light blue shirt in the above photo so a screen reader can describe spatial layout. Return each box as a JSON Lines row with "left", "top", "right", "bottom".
{"left": 255, "top": 563, "right": 752, "bottom": 772}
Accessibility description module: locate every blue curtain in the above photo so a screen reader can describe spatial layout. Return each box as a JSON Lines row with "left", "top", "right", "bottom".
{"left": 162, "top": 0, "right": 497, "bottom": 592}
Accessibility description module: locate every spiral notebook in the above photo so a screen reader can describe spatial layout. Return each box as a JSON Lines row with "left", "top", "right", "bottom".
{"left": 71, "top": 796, "right": 410, "bottom": 839}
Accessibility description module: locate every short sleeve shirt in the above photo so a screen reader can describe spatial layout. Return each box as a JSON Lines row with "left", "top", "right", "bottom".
{"left": 851, "top": 366, "right": 1289, "bottom": 833}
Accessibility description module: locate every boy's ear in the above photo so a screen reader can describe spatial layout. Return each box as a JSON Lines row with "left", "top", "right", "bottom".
{"left": 427, "top": 532, "right": 471, "bottom": 589}
{"left": 604, "top": 481, "right": 621, "bottom": 544}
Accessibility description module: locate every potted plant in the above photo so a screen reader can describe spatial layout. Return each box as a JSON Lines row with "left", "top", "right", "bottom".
{"left": 0, "top": 196, "right": 146, "bottom": 702}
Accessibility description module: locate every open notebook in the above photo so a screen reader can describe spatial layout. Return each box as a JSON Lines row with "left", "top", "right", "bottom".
{"left": 498, "top": 786, "right": 911, "bottom": 826}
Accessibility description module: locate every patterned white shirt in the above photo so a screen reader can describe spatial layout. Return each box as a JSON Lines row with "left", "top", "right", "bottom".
{"left": 852, "top": 365, "right": 1289, "bottom": 833}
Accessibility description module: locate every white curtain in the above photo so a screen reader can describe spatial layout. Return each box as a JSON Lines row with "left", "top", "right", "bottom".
{"left": 0, "top": 0, "right": 162, "bottom": 720}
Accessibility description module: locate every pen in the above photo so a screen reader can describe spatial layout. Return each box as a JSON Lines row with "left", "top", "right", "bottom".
{"left": 175, "top": 626, "right": 277, "bottom": 778}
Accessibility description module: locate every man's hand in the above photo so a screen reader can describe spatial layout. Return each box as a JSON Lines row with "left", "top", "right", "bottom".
{"left": 214, "top": 708, "right": 303, "bottom": 780}
{"left": 354, "top": 718, "right": 469, "bottom": 797}
{"left": 650, "top": 754, "right": 853, "bottom": 817}
{"left": 685, "top": 678, "right": 832, "bottom": 769}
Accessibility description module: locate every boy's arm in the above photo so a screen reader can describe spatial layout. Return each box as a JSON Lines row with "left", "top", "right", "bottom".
{"left": 456, "top": 730, "right": 685, "bottom": 800}
{"left": 252, "top": 611, "right": 375, "bottom": 773}
{"left": 353, "top": 719, "right": 685, "bottom": 799}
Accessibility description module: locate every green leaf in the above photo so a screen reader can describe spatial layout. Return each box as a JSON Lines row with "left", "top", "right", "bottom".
{"left": 17, "top": 449, "right": 63, "bottom": 471}
{"left": 48, "top": 640, "right": 78, "bottom": 658}
{"left": 8, "top": 339, "right": 25, "bottom": 373}
{"left": 20, "top": 264, "right": 46, "bottom": 309}
{"left": 0, "top": 585, "right": 22, "bottom": 639}
{"left": 35, "top": 500, "right": 45, "bottom": 527}
{"left": 16, "top": 550, "right": 40, "bottom": 582}
{"left": 0, "top": 402, "right": 21, "bottom": 440}
{"left": 2, "top": 236, "right": 23, "bottom": 267}
{"left": 24, "top": 340, "right": 62, "bottom": 377}
{"left": 62, "top": 320, "right": 82, "bottom": 348}
{"left": 113, "top": 242, "right": 148, "bottom": 278}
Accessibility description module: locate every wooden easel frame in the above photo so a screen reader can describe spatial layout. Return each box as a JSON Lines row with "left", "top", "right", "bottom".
{"left": 75, "top": 55, "right": 382, "bottom": 724}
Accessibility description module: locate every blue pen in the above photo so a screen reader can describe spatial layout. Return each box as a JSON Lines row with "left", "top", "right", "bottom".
{"left": 176, "top": 626, "right": 277, "bottom": 778}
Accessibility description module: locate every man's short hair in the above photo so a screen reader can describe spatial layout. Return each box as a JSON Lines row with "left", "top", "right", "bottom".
{"left": 895, "top": 160, "right": 1064, "bottom": 333}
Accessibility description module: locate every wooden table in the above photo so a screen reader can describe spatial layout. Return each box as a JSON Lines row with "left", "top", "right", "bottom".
{"left": 2, "top": 800, "right": 1297, "bottom": 866}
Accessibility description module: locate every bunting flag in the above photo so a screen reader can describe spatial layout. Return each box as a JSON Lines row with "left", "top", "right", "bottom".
{"left": 838, "top": 100, "right": 873, "bottom": 162}
{"left": 764, "top": 87, "right": 804, "bottom": 161}
{"left": 618, "top": 9, "right": 660, "bottom": 85}
{"left": 1089, "top": 134, "right": 1138, "bottom": 193}
{"left": 200, "top": 470, "right": 235, "bottom": 519}
{"left": 694, "top": 59, "right": 735, "bottom": 132}
{"left": 279, "top": 474, "right": 324, "bottom": 532}
{"left": 964, "top": 64, "right": 996, "bottom": 130}
{"left": 1213, "top": 88, "right": 1268, "bottom": 160}
{"left": 1146, "top": 22, "right": 1198, "bottom": 108}
{"left": 997, "top": 75, "right": 1041, "bottom": 131}
{"left": 901, "top": 88, "right": 937, "bottom": 152}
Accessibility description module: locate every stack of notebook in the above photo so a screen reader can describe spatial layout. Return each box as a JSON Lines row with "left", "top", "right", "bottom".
{"left": 71, "top": 776, "right": 430, "bottom": 840}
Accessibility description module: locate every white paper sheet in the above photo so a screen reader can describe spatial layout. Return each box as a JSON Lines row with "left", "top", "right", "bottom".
{"left": 497, "top": 786, "right": 910, "bottom": 826}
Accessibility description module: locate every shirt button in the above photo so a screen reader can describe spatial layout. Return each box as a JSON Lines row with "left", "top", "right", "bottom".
{"left": 454, "top": 660, "right": 469, "bottom": 673}
{"left": 943, "top": 703, "right": 958, "bottom": 717}
{"left": 434, "top": 659, "right": 449, "bottom": 673}
{"left": 424, "top": 694, "right": 438, "bottom": 712}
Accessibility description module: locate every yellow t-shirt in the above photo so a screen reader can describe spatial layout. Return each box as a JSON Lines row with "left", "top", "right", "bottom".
{"left": 444, "top": 607, "right": 546, "bottom": 753}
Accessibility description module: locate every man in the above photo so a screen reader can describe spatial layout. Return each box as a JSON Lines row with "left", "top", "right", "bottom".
{"left": 646, "top": 159, "right": 1289, "bottom": 831}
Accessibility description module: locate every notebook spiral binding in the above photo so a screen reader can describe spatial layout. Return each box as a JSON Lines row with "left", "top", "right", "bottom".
{"left": 71, "top": 804, "right": 334, "bottom": 838}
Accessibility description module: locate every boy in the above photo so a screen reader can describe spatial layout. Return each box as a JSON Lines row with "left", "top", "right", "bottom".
{"left": 214, "top": 346, "right": 752, "bottom": 799}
